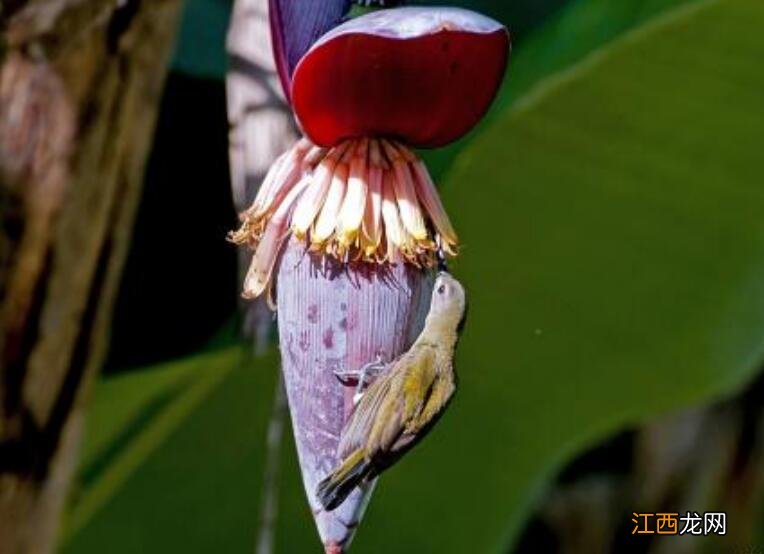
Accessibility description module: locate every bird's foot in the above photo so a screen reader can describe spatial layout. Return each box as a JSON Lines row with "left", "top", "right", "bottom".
{"left": 334, "top": 357, "right": 385, "bottom": 404}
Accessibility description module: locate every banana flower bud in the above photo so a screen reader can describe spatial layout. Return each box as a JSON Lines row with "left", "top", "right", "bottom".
{"left": 232, "top": 6, "right": 509, "bottom": 552}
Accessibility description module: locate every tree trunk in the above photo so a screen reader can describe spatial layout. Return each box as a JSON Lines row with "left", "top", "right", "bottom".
{"left": 0, "top": 1, "right": 182, "bottom": 552}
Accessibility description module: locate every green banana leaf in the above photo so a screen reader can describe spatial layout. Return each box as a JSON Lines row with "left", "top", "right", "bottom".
{"left": 63, "top": 349, "right": 242, "bottom": 541}
{"left": 172, "top": 0, "right": 232, "bottom": 79}
{"left": 63, "top": 347, "right": 276, "bottom": 552}
{"left": 380, "top": 0, "right": 764, "bottom": 550}
{"left": 423, "top": 0, "right": 697, "bottom": 179}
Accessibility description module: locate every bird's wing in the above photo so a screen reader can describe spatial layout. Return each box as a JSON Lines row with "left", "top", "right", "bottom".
{"left": 405, "top": 372, "right": 456, "bottom": 435}
{"left": 401, "top": 346, "right": 438, "bottom": 423}
{"left": 338, "top": 370, "right": 396, "bottom": 459}
{"left": 367, "top": 347, "right": 437, "bottom": 455}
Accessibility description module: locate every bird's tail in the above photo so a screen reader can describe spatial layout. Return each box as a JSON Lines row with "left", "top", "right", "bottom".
{"left": 316, "top": 449, "right": 371, "bottom": 511}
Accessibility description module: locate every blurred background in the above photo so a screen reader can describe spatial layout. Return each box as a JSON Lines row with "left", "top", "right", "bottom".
{"left": 1, "top": 0, "right": 763, "bottom": 552}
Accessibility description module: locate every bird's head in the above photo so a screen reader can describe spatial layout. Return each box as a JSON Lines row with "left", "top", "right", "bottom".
{"left": 430, "top": 272, "right": 467, "bottom": 327}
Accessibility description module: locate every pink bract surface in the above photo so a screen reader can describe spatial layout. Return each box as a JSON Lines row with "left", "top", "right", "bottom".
{"left": 275, "top": 239, "right": 433, "bottom": 550}
{"left": 291, "top": 7, "right": 510, "bottom": 148}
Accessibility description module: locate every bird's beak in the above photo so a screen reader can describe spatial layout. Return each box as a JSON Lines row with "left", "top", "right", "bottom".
{"left": 436, "top": 247, "right": 449, "bottom": 273}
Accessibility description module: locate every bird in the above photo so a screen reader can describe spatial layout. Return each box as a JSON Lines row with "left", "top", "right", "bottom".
{"left": 317, "top": 270, "right": 467, "bottom": 510}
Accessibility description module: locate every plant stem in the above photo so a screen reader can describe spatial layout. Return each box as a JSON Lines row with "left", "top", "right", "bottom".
{"left": 255, "top": 376, "right": 288, "bottom": 554}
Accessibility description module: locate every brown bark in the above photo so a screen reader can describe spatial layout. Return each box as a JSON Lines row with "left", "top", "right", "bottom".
{"left": 0, "top": 1, "right": 181, "bottom": 552}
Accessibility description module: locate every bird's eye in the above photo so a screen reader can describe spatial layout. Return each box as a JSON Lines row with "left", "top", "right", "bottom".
{"left": 437, "top": 284, "right": 446, "bottom": 294}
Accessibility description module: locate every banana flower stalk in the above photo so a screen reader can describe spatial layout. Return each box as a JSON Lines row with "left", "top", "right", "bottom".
{"left": 232, "top": 4, "right": 509, "bottom": 552}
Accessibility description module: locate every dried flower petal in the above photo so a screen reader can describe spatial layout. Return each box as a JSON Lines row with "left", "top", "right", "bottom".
{"left": 243, "top": 176, "right": 310, "bottom": 298}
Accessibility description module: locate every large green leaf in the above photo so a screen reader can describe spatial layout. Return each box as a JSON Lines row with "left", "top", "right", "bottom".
{"left": 62, "top": 347, "right": 275, "bottom": 552}
{"left": 359, "top": 0, "right": 764, "bottom": 551}
{"left": 64, "top": 0, "right": 764, "bottom": 552}
{"left": 424, "top": 0, "right": 696, "bottom": 179}
{"left": 63, "top": 348, "right": 240, "bottom": 542}
{"left": 171, "top": 0, "right": 232, "bottom": 79}
{"left": 77, "top": 355, "right": 207, "bottom": 470}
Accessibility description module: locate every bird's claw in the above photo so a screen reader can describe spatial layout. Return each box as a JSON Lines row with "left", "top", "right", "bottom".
{"left": 334, "top": 357, "right": 385, "bottom": 404}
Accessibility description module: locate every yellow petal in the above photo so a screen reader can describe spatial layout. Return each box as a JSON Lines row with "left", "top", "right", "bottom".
{"left": 381, "top": 141, "right": 427, "bottom": 241}
{"left": 380, "top": 169, "right": 405, "bottom": 262}
{"left": 312, "top": 161, "right": 349, "bottom": 244}
{"left": 295, "top": 141, "right": 352, "bottom": 240}
{"left": 361, "top": 140, "right": 385, "bottom": 260}
{"left": 361, "top": 143, "right": 384, "bottom": 256}
{"left": 336, "top": 139, "right": 369, "bottom": 247}
{"left": 291, "top": 156, "right": 336, "bottom": 238}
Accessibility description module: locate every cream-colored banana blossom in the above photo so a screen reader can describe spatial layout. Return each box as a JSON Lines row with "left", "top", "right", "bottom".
{"left": 229, "top": 137, "right": 459, "bottom": 301}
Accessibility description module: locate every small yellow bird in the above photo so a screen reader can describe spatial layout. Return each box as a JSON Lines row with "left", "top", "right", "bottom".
{"left": 317, "top": 271, "right": 467, "bottom": 510}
